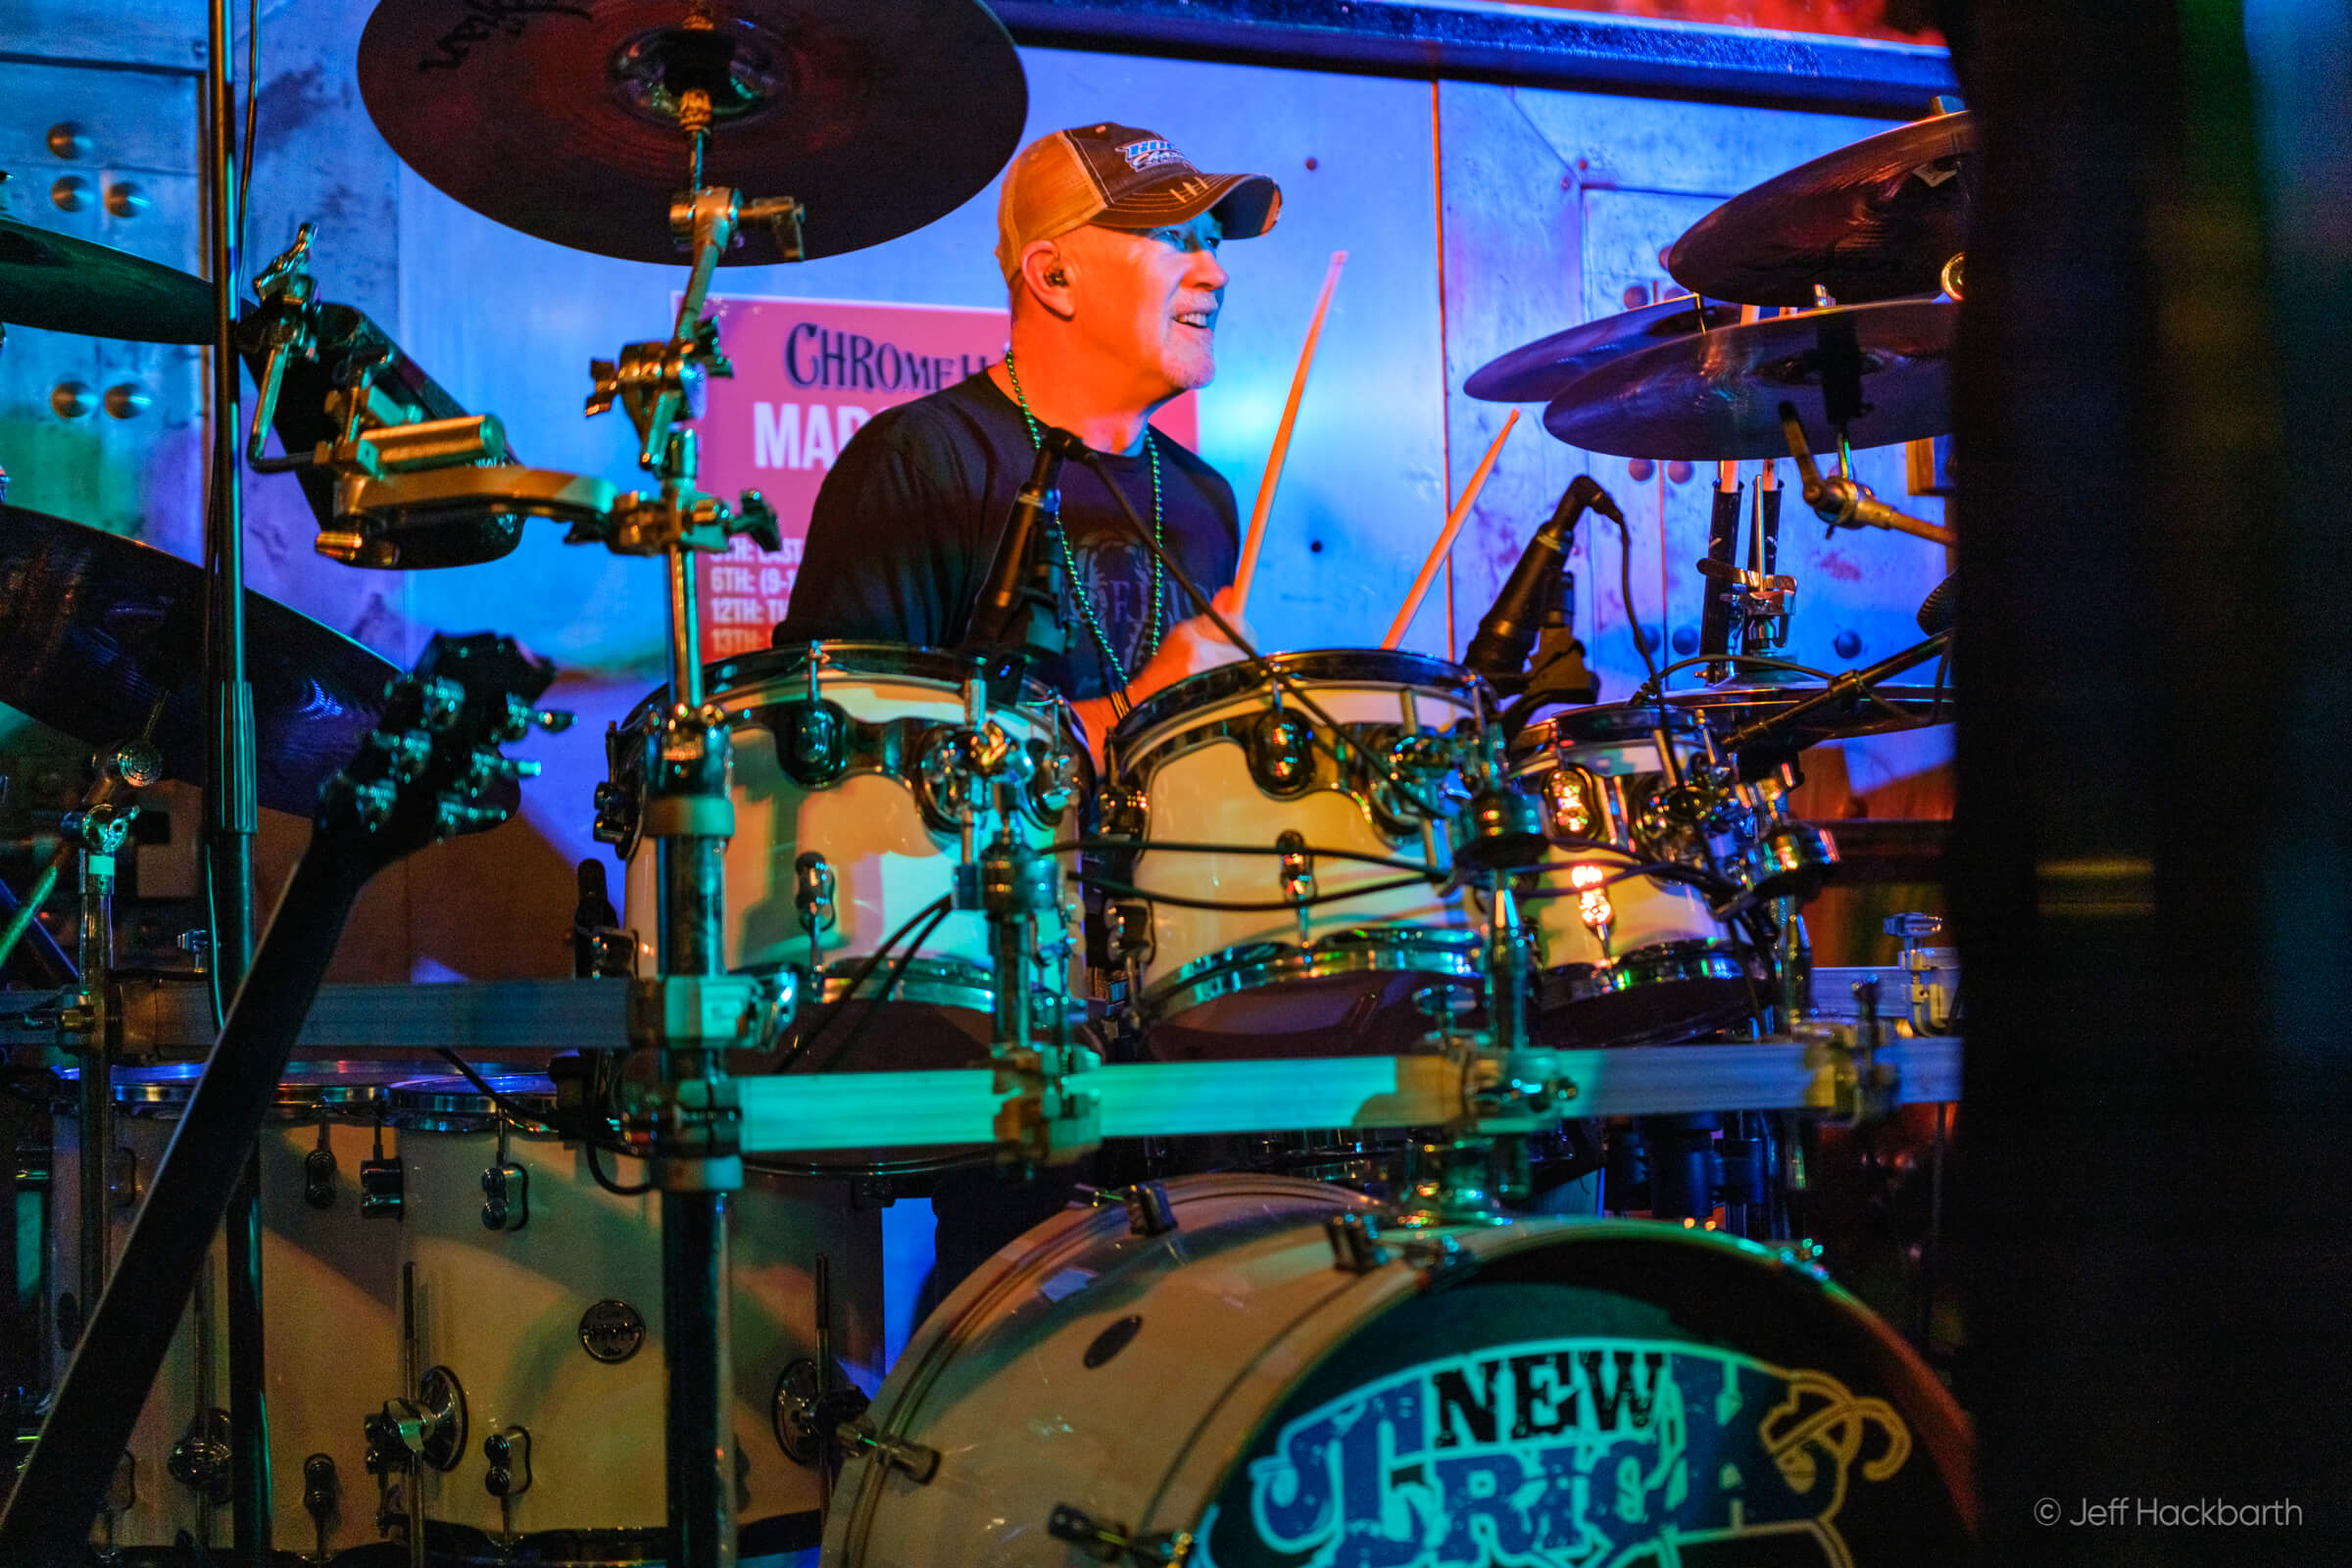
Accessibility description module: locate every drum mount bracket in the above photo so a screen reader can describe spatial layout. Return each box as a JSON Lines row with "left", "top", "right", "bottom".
{"left": 1047, "top": 1501, "right": 1193, "bottom": 1565}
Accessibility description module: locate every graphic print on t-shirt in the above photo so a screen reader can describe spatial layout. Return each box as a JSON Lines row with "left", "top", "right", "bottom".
{"left": 1063, "top": 528, "right": 1165, "bottom": 689}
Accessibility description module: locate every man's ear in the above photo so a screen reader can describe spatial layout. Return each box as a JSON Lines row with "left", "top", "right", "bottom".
{"left": 1018, "top": 239, "right": 1078, "bottom": 320}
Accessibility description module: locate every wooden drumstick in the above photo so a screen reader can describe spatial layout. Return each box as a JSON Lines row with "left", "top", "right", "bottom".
{"left": 1381, "top": 410, "right": 1519, "bottom": 650}
{"left": 1231, "top": 249, "right": 1348, "bottom": 613}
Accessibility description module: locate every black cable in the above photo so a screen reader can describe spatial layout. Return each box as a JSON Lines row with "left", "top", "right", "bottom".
{"left": 805, "top": 900, "right": 957, "bottom": 1075}
{"left": 1614, "top": 514, "right": 1663, "bottom": 691}
{"left": 586, "top": 1137, "right": 656, "bottom": 1197}
{"left": 1076, "top": 871, "right": 1435, "bottom": 913}
{"left": 235, "top": 0, "right": 258, "bottom": 264}
{"left": 777, "top": 894, "right": 954, "bottom": 1070}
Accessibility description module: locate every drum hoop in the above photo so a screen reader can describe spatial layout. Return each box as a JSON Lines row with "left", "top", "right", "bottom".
{"left": 72, "top": 1061, "right": 416, "bottom": 1118}
{"left": 1139, "top": 929, "right": 1483, "bottom": 1024}
{"left": 1516, "top": 700, "right": 1707, "bottom": 756}
{"left": 1108, "top": 648, "right": 1481, "bottom": 752}
{"left": 634, "top": 642, "right": 1073, "bottom": 723}
{"left": 386, "top": 1073, "right": 558, "bottom": 1127}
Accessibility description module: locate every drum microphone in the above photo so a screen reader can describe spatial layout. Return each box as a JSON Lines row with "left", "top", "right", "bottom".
{"left": 965, "top": 425, "right": 1085, "bottom": 661}
{"left": 1465, "top": 475, "right": 1623, "bottom": 683}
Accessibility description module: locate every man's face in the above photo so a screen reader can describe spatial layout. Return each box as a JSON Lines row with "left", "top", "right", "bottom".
{"left": 1070, "top": 211, "right": 1228, "bottom": 396}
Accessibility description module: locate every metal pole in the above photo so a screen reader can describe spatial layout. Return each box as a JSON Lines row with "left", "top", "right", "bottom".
{"left": 72, "top": 844, "right": 114, "bottom": 1326}
{"left": 654, "top": 537, "right": 736, "bottom": 1568}
{"left": 203, "top": 1, "right": 269, "bottom": 1558}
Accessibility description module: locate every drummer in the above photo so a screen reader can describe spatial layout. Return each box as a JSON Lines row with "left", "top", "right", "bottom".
{"left": 773, "top": 122, "right": 1284, "bottom": 756}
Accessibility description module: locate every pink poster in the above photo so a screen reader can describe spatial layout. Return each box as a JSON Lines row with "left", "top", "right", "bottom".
{"left": 692, "top": 295, "right": 1198, "bottom": 664}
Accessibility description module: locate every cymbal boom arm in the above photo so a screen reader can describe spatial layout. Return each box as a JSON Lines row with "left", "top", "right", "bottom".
{"left": 1778, "top": 401, "right": 1956, "bottom": 548}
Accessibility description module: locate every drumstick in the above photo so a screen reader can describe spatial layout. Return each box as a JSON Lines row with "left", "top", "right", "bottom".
{"left": 1231, "top": 250, "right": 1348, "bottom": 613}
{"left": 1381, "top": 410, "right": 1519, "bottom": 650}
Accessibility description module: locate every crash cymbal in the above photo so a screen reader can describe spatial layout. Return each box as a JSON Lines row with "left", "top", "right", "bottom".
{"left": 0, "top": 506, "right": 400, "bottom": 815}
{"left": 1463, "top": 296, "right": 1744, "bottom": 404}
{"left": 1666, "top": 111, "right": 1974, "bottom": 307}
{"left": 356, "top": 0, "right": 1027, "bottom": 264}
{"left": 0, "top": 216, "right": 213, "bottom": 343}
{"left": 1543, "top": 299, "right": 1954, "bottom": 461}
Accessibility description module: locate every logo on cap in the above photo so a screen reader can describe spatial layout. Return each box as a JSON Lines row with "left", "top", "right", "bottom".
{"left": 1118, "top": 138, "right": 1186, "bottom": 172}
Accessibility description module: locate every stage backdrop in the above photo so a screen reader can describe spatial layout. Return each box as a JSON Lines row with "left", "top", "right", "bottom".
{"left": 693, "top": 295, "right": 1196, "bottom": 663}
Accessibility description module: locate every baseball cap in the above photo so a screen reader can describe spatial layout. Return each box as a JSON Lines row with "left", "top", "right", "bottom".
{"left": 995, "top": 122, "right": 1282, "bottom": 281}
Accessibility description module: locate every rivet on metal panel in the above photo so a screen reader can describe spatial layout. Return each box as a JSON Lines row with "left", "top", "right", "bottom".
{"left": 104, "top": 385, "right": 153, "bottom": 420}
{"left": 1627, "top": 458, "right": 1654, "bottom": 483}
{"left": 1620, "top": 283, "right": 1648, "bottom": 310}
{"left": 104, "top": 181, "right": 149, "bottom": 219}
{"left": 50, "top": 176, "right": 89, "bottom": 213}
{"left": 1666, "top": 461, "right": 1694, "bottom": 486}
{"left": 1834, "top": 629, "right": 1862, "bottom": 660}
{"left": 50, "top": 381, "right": 95, "bottom": 419}
{"left": 46, "top": 122, "right": 91, "bottom": 160}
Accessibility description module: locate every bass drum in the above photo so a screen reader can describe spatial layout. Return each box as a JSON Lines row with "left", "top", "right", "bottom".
{"left": 825, "top": 1175, "right": 1972, "bottom": 1568}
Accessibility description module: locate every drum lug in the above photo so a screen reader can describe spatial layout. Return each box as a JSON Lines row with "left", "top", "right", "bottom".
{"left": 1246, "top": 710, "right": 1315, "bottom": 796}
{"left": 482, "top": 1425, "right": 532, "bottom": 1499}
{"left": 1122, "top": 1180, "right": 1178, "bottom": 1237}
{"left": 834, "top": 1417, "right": 939, "bottom": 1485}
{"left": 1047, "top": 1501, "right": 1193, "bottom": 1564}
{"left": 359, "top": 1137, "right": 403, "bottom": 1219}
{"left": 772, "top": 698, "right": 850, "bottom": 786}
{"left": 166, "top": 1406, "right": 232, "bottom": 1504}
{"left": 1399, "top": 1231, "right": 1479, "bottom": 1288}
{"left": 479, "top": 1159, "right": 528, "bottom": 1232}
{"left": 301, "top": 1452, "right": 339, "bottom": 1560}
{"left": 1096, "top": 783, "right": 1149, "bottom": 843}
{"left": 1325, "top": 1211, "right": 1390, "bottom": 1273}
{"left": 304, "top": 1121, "right": 338, "bottom": 1210}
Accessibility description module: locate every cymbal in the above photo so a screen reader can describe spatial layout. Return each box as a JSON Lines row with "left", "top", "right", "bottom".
{"left": 1542, "top": 299, "right": 1954, "bottom": 461}
{"left": 0, "top": 216, "right": 213, "bottom": 343}
{"left": 1666, "top": 112, "right": 1974, "bottom": 307}
{"left": 1463, "top": 297, "right": 1744, "bottom": 404}
{"left": 0, "top": 506, "right": 400, "bottom": 815}
{"left": 1670, "top": 680, "right": 1952, "bottom": 746}
{"left": 356, "top": 0, "right": 1028, "bottom": 265}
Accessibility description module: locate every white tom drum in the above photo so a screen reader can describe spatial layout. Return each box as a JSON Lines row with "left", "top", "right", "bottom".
{"left": 1103, "top": 651, "right": 1479, "bottom": 1059}
{"left": 609, "top": 643, "right": 1089, "bottom": 1074}
{"left": 382, "top": 1072, "right": 879, "bottom": 1563}
{"left": 1513, "top": 704, "right": 1761, "bottom": 1046}
{"left": 825, "top": 1174, "right": 1974, "bottom": 1567}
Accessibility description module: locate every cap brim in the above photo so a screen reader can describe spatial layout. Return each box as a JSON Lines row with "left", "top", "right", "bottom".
{"left": 1099, "top": 171, "right": 1282, "bottom": 239}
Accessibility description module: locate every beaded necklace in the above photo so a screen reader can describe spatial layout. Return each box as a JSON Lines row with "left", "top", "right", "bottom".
{"left": 1002, "top": 351, "right": 1166, "bottom": 695}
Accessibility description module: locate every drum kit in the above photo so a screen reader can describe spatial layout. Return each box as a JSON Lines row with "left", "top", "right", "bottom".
{"left": 0, "top": 2, "right": 1973, "bottom": 1563}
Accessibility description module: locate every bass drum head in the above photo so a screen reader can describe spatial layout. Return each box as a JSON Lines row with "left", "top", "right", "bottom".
{"left": 1199, "top": 1226, "right": 1972, "bottom": 1567}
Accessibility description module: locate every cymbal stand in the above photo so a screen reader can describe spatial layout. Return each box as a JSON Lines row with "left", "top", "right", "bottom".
{"left": 1778, "top": 400, "right": 1956, "bottom": 549}
{"left": 575, "top": 171, "right": 785, "bottom": 1568}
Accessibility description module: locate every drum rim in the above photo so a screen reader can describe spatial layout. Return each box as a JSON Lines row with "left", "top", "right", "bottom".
{"left": 1535, "top": 939, "right": 1760, "bottom": 1045}
{"left": 386, "top": 1072, "right": 558, "bottom": 1124}
{"left": 1138, "top": 927, "right": 1483, "bottom": 1025}
{"left": 632, "top": 641, "right": 1067, "bottom": 717}
{"left": 1108, "top": 647, "right": 1481, "bottom": 749}
{"left": 57, "top": 1060, "right": 427, "bottom": 1115}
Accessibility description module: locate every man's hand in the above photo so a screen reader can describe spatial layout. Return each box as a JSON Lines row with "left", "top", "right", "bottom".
{"left": 1073, "top": 586, "right": 1253, "bottom": 763}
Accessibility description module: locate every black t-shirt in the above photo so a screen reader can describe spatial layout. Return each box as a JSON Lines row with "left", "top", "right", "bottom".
{"left": 773, "top": 370, "right": 1240, "bottom": 703}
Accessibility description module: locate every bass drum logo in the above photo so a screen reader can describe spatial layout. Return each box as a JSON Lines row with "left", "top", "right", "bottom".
{"left": 1197, "top": 1336, "right": 1915, "bottom": 1567}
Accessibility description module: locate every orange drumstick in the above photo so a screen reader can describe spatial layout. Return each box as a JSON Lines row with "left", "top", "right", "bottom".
{"left": 1381, "top": 410, "right": 1519, "bottom": 650}
{"left": 1231, "top": 250, "right": 1348, "bottom": 613}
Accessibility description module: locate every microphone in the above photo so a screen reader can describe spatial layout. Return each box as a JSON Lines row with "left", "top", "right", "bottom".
{"left": 964, "top": 424, "right": 1084, "bottom": 659}
{"left": 1465, "top": 475, "right": 1622, "bottom": 681}
{"left": 1916, "top": 570, "right": 1958, "bottom": 635}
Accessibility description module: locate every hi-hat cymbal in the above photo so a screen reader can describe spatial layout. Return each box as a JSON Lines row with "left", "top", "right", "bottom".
{"left": 1666, "top": 112, "right": 1975, "bottom": 308}
{"left": 1542, "top": 299, "right": 1954, "bottom": 461}
{"left": 0, "top": 506, "right": 400, "bottom": 815}
{"left": 0, "top": 216, "right": 213, "bottom": 343}
{"left": 356, "top": 0, "right": 1028, "bottom": 265}
{"left": 1463, "top": 297, "right": 1744, "bottom": 404}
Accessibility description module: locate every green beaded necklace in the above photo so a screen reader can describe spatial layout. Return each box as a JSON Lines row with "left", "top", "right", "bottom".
{"left": 1002, "top": 350, "right": 1166, "bottom": 694}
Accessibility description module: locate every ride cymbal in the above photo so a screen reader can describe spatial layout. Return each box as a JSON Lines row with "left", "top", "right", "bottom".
{"left": 1666, "top": 111, "right": 1974, "bottom": 308}
{"left": 0, "top": 216, "right": 213, "bottom": 343}
{"left": 0, "top": 506, "right": 399, "bottom": 815}
{"left": 1464, "top": 296, "right": 1744, "bottom": 405}
{"left": 356, "top": 0, "right": 1028, "bottom": 264}
{"left": 1542, "top": 299, "right": 1954, "bottom": 461}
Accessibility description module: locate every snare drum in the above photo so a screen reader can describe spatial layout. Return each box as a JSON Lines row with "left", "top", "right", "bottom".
{"left": 1513, "top": 704, "right": 1760, "bottom": 1045}
{"left": 826, "top": 1174, "right": 1974, "bottom": 1567}
{"left": 384, "top": 1073, "right": 879, "bottom": 1561}
{"left": 1104, "top": 651, "right": 1479, "bottom": 1058}
{"left": 46, "top": 1061, "right": 420, "bottom": 1558}
{"left": 610, "top": 643, "right": 1088, "bottom": 1071}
